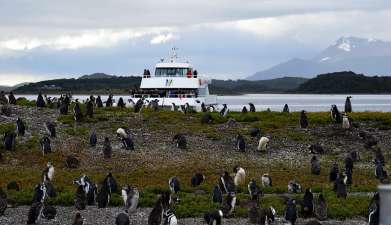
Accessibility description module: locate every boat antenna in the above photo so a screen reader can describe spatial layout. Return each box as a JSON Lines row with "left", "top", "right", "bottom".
{"left": 170, "top": 47, "right": 178, "bottom": 63}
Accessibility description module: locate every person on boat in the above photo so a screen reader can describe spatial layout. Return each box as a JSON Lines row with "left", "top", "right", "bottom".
{"left": 186, "top": 69, "right": 192, "bottom": 78}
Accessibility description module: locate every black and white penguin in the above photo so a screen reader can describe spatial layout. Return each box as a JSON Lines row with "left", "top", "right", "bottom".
{"left": 150, "top": 99, "right": 159, "bottom": 112}
{"left": 89, "top": 131, "right": 97, "bottom": 147}
{"left": 309, "top": 143, "right": 324, "bottom": 154}
{"left": 3, "top": 132, "right": 16, "bottom": 150}
{"left": 96, "top": 96, "right": 103, "bottom": 108}
{"left": 59, "top": 100, "right": 69, "bottom": 115}
{"left": 121, "top": 185, "right": 139, "bottom": 212}
{"left": 249, "top": 103, "right": 256, "bottom": 112}
{"left": 201, "top": 102, "right": 207, "bottom": 113}
{"left": 311, "top": 156, "right": 321, "bottom": 175}
{"left": 173, "top": 134, "right": 187, "bottom": 149}
{"left": 8, "top": 92, "right": 16, "bottom": 104}
{"left": 72, "top": 212, "right": 84, "bottom": 225}
{"left": 191, "top": 173, "right": 205, "bottom": 187}
{"left": 375, "top": 159, "right": 385, "bottom": 179}
{"left": 345, "top": 96, "right": 352, "bottom": 113}
{"left": 86, "top": 99, "right": 94, "bottom": 118}
{"left": 104, "top": 173, "right": 118, "bottom": 193}
{"left": 250, "top": 206, "right": 276, "bottom": 224}
{"left": 368, "top": 192, "right": 379, "bottom": 225}
{"left": 171, "top": 103, "right": 177, "bottom": 112}
{"left": 261, "top": 173, "right": 272, "bottom": 187}
{"left": 40, "top": 137, "right": 52, "bottom": 155}
{"left": 45, "top": 122, "right": 56, "bottom": 138}
{"left": 236, "top": 134, "right": 246, "bottom": 152}
{"left": 169, "top": 177, "right": 181, "bottom": 194}
{"left": 134, "top": 99, "right": 144, "bottom": 113}
{"left": 26, "top": 202, "right": 43, "bottom": 225}
{"left": 16, "top": 117, "right": 26, "bottom": 136}
{"left": 31, "top": 183, "right": 47, "bottom": 204}
{"left": 242, "top": 106, "right": 248, "bottom": 113}
{"left": 73, "top": 175, "right": 97, "bottom": 205}
{"left": 342, "top": 113, "right": 350, "bottom": 129}
{"left": 330, "top": 105, "right": 342, "bottom": 123}
{"left": 117, "top": 97, "right": 126, "bottom": 108}
{"left": 300, "top": 110, "right": 308, "bottom": 128}
{"left": 233, "top": 166, "right": 246, "bottom": 186}
{"left": 44, "top": 180, "right": 57, "bottom": 198}
{"left": 116, "top": 212, "right": 130, "bottom": 225}
{"left": 301, "top": 188, "right": 314, "bottom": 218}
{"left": 148, "top": 194, "right": 165, "bottom": 225}
{"left": 36, "top": 93, "right": 46, "bottom": 108}
{"left": 283, "top": 104, "right": 289, "bottom": 113}
{"left": 163, "top": 208, "right": 178, "bottom": 225}
{"left": 284, "top": 199, "right": 297, "bottom": 225}
{"left": 97, "top": 182, "right": 111, "bottom": 208}
{"left": 74, "top": 184, "right": 86, "bottom": 210}
{"left": 288, "top": 180, "right": 302, "bottom": 193}
{"left": 127, "top": 99, "right": 135, "bottom": 109}
{"left": 204, "top": 209, "right": 223, "bottom": 225}
{"left": 219, "top": 104, "right": 229, "bottom": 117}
{"left": 42, "top": 204, "right": 57, "bottom": 220}
{"left": 42, "top": 162, "right": 55, "bottom": 182}
{"left": 122, "top": 134, "right": 134, "bottom": 150}
{"left": 73, "top": 102, "right": 83, "bottom": 122}
{"left": 222, "top": 192, "right": 237, "bottom": 216}
{"left": 334, "top": 172, "right": 347, "bottom": 198}
{"left": 219, "top": 171, "right": 236, "bottom": 194}
{"left": 248, "top": 179, "right": 262, "bottom": 201}
{"left": 106, "top": 94, "right": 114, "bottom": 107}
{"left": 249, "top": 128, "right": 261, "bottom": 138}
{"left": 257, "top": 136, "right": 269, "bottom": 152}
{"left": 344, "top": 155, "right": 354, "bottom": 174}
{"left": 103, "top": 137, "right": 112, "bottom": 158}
{"left": 212, "top": 185, "right": 223, "bottom": 204}
{"left": 329, "top": 163, "right": 339, "bottom": 182}
{"left": 314, "top": 193, "right": 327, "bottom": 221}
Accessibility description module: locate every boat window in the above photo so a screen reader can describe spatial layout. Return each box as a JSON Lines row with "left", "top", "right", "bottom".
{"left": 155, "top": 68, "right": 192, "bottom": 77}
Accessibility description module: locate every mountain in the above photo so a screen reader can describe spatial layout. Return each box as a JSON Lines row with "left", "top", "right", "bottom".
{"left": 248, "top": 37, "right": 391, "bottom": 80}
{"left": 78, "top": 73, "right": 116, "bottom": 79}
{"left": 295, "top": 71, "right": 391, "bottom": 94}
{"left": 0, "top": 82, "right": 29, "bottom": 92}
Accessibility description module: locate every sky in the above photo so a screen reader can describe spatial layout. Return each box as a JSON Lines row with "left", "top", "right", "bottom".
{"left": 1, "top": 0, "right": 391, "bottom": 86}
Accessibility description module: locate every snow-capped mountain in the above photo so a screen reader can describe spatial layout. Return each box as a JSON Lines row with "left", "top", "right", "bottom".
{"left": 248, "top": 37, "right": 391, "bottom": 80}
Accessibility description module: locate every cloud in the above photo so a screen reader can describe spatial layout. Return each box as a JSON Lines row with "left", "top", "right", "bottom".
{"left": 150, "top": 33, "right": 178, "bottom": 45}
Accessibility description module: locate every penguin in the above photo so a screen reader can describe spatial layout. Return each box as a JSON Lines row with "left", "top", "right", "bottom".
{"left": 74, "top": 184, "right": 87, "bottom": 210}
{"left": 288, "top": 180, "right": 302, "bottom": 193}
{"left": 212, "top": 185, "right": 223, "bottom": 204}
{"left": 301, "top": 188, "right": 314, "bottom": 218}
{"left": 219, "top": 104, "right": 229, "bottom": 117}
{"left": 173, "top": 134, "right": 186, "bottom": 149}
{"left": 248, "top": 179, "right": 262, "bottom": 201}
{"left": 8, "top": 92, "right": 16, "bottom": 104}
{"left": 255, "top": 206, "right": 277, "bottom": 225}
{"left": 344, "top": 170, "right": 353, "bottom": 186}
{"left": 311, "top": 156, "right": 321, "bottom": 175}
{"left": 169, "top": 177, "right": 181, "bottom": 194}
{"left": 148, "top": 195, "right": 165, "bottom": 225}
{"left": 204, "top": 209, "right": 223, "bottom": 225}
{"left": 222, "top": 192, "right": 236, "bottom": 216}
{"left": 342, "top": 114, "right": 350, "bottom": 129}
{"left": 261, "top": 173, "right": 272, "bottom": 187}
{"left": 45, "top": 122, "right": 56, "bottom": 138}
{"left": 191, "top": 173, "right": 205, "bottom": 187}
{"left": 86, "top": 99, "right": 94, "bottom": 117}
{"left": 96, "top": 96, "right": 103, "bottom": 108}
{"left": 3, "top": 132, "right": 16, "bottom": 150}
{"left": 163, "top": 208, "right": 178, "bottom": 225}
{"left": 219, "top": 171, "right": 236, "bottom": 194}
{"left": 334, "top": 173, "right": 347, "bottom": 198}
{"left": 233, "top": 166, "right": 246, "bottom": 186}
{"left": 127, "top": 99, "right": 135, "bottom": 109}
{"left": 59, "top": 100, "right": 69, "bottom": 115}
{"left": 26, "top": 202, "right": 43, "bottom": 225}
{"left": 42, "top": 204, "right": 57, "bottom": 220}
{"left": 283, "top": 104, "right": 289, "bottom": 113}
{"left": 121, "top": 185, "right": 139, "bottom": 213}
{"left": 201, "top": 113, "right": 213, "bottom": 124}
{"left": 42, "top": 162, "right": 55, "bottom": 182}
{"left": 330, "top": 105, "right": 342, "bottom": 123}
{"left": 134, "top": 99, "right": 144, "bottom": 113}
{"left": 16, "top": 117, "right": 26, "bottom": 136}
{"left": 284, "top": 199, "right": 297, "bottom": 225}
{"left": 345, "top": 96, "right": 352, "bottom": 113}
{"left": 0, "top": 91, "right": 7, "bottom": 104}
{"left": 116, "top": 212, "right": 130, "bottom": 225}
{"left": 368, "top": 192, "right": 379, "bottom": 225}
{"left": 40, "top": 137, "right": 52, "bottom": 155}
{"left": 44, "top": 180, "right": 57, "bottom": 198}
{"left": 97, "top": 181, "right": 111, "bottom": 208}
{"left": 257, "top": 136, "right": 269, "bottom": 152}
{"left": 73, "top": 175, "right": 97, "bottom": 205}
{"left": 249, "top": 103, "right": 256, "bottom": 112}
{"left": 116, "top": 127, "right": 129, "bottom": 139}
{"left": 248, "top": 204, "right": 262, "bottom": 224}
{"left": 236, "top": 134, "right": 246, "bottom": 152}
{"left": 171, "top": 103, "right": 177, "bottom": 112}
{"left": 117, "top": 97, "right": 126, "bottom": 108}
{"left": 89, "top": 131, "right": 97, "bottom": 147}
{"left": 121, "top": 134, "right": 134, "bottom": 150}
{"left": 0, "top": 196, "right": 6, "bottom": 216}
{"left": 73, "top": 102, "right": 83, "bottom": 122}
{"left": 106, "top": 94, "right": 114, "bottom": 107}
{"left": 72, "top": 212, "right": 84, "bottom": 225}
{"left": 375, "top": 159, "right": 385, "bottom": 179}
{"left": 309, "top": 144, "right": 324, "bottom": 154}
{"left": 201, "top": 102, "right": 207, "bottom": 113}
{"left": 104, "top": 173, "right": 118, "bottom": 193}
{"left": 329, "top": 163, "right": 339, "bottom": 182}
{"left": 242, "top": 106, "right": 248, "bottom": 113}
{"left": 151, "top": 99, "right": 159, "bottom": 112}
{"left": 314, "top": 194, "right": 327, "bottom": 221}
{"left": 249, "top": 128, "right": 261, "bottom": 138}
{"left": 300, "top": 110, "right": 308, "bottom": 128}
{"left": 103, "top": 137, "right": 112, "bottom": 158}
{"left": 36, "top": 93, "right": 46, "bottom": 107}
{"left": 344, "top": 155, "right": 354, "bottom": 174}
{"left": 31, "top": 183, "right": 47, "bottom": 204}
{"left": 349, "top": 150, "right": 360, "bottom": 162}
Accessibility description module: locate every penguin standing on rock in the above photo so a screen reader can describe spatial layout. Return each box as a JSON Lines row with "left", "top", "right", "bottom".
{"left": 233, "top": 166, "right": 246, "bottom": 186}
{"left": 330, "top": 105, "right": 342, "bottom": 123}
{"left": 314, "top": 193, "right": 327, "bottom": 221}
{"left": 121, "top": 185, "right": 139, "bottom": 212}
{"left": 74, "top": 184, "right": 86, "bottom": 210}
{"left": 8, "top": 92, "right": 16, "bottom": 104}
{"left": 97, "top": 180, "right": 111, "bottom": 208}
{"left": 219, "top": 171, "right": 236, "bottom": 194}
{"left": 222, "top": 192, "right": 237, "bottom": 216}
{"left": 103, "top": 137, "right": 112, "bottom": 158}
{"left": 3, "top": 132, "right": 16, "bottom": 150}
{"left": 334, "top": 173, "right": 347, "bottom": 198}
{"left": 16, "top": 117, "right": 26, "bottom": 136}
{"left": 242, "top": 106, "right": 248, "bottom": 113}
{"left": 300, "top": 110, "right": 308, "bottom": 128}
{"left": 249, "top": 103, "right": 256, "bottom": 112}
{"left": 301, "top": 188, "right": 314, "bottom": 218}
{"left": 148, "top": 192, "right": 171, "bottom": 225}
{"left": 191, "top": 173, "right": 205, "bottom": 187}
{"left": 236, "top": 134, "right": 246, "bottom": 152}
{"left": 73, "top": 175, "right": 97, "bottom": 205}
{"left": 285, "top": 199, "right": 297, "bottom": 225}
{"left": 342, "top": 114, "right": 350, "bottom": 129}
{"left": 368, "top": 192, "right": 379, "bottom": 225}
{"left": 106, "top": 94, "right": 114, "bottom": 107}
{"left": 345, "top": 96, "right": 352, "bottom": 113}
{"left": 89, "top": 131, "right": 97, "bottom": 147}
{"left": 219, "top": 104, "right": 229, "bottom": 117}
{"left": 283, "top": 104, "right": 290, "bottom": 113}
{"left": 40, "top": 137, "right": 52, "bottom": 155}
{"left": 45, "top": 122, "right": 56, "bottom": 138}
{"left": 86, "top": 99, "right": 94, "bottom": 118}
{"left": 96, "top": 96, "right": 103, "bottom": 108}
{"left": 212, "top": 185, "right": 223, "bottom": 204}
{"left": 73, "top": 102, "right": 83, "bottom": 122}
{"left": 173, "top": 134, "right": 187, "bottom": 149}
{"left": 42, "top": 162, "right": 55, "bottom": 182}
{"left": 204, "top": 209, "right": 223, "bottom": 225}
{"left": 36, "top": 93, "right": 46, "bottom": 108}
{"left": 117, "top": 97, "right": 126, "bottom": 108}
{"left": 248, "top": 179, "right": 262, "bottom": 201}
{"left": 163, "top": 208, "right": 178, "bottom": 225}
{"left": 169, "top": 177, "right": 181, "bottom": 194}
